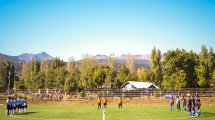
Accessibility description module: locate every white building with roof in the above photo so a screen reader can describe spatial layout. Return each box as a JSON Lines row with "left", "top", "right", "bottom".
{"left": 121, "top": 81, "right": 159, "bottom": 91}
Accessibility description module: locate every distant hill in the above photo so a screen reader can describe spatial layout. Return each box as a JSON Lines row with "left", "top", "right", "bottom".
{"left": 0, "top": 53, "right": 24, "bottom": 74}
{"left": 93, "top": 54, "right": 152, "bottom": 69}
{"left": 0, "top": 52, "right": 54, "bottom": 74}
{"left": 14, "top": 52, "right": 54, "bottom": 62}
{"left": 0, "top": 52, "right": 157, "bottom": 73}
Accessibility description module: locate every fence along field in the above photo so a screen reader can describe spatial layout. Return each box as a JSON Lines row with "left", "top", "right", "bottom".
{"left": 1, "top": 88, "right": 215, "bottom": 101}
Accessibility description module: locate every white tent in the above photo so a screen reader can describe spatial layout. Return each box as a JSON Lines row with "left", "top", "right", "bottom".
{"left": 121, "top": 81, "right": 159, "bottom": 91}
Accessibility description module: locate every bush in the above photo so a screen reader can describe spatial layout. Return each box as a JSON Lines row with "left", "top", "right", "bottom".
{"left": 153, "top": 91, "right": 160, "bottom": 97}
{"left": 17, "top": 83, "right": 26, "bottom": 89}
{"left": 79, "top": 91, "right": 86, "bottom": 98}
{"left": 97, "top": 91, "right": 102, "bottom": 97}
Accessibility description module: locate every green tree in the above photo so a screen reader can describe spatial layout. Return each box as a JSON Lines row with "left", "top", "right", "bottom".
{"left": 55, "top": 67, "right": 67, "bottom": 89}
{"left": 154, "top": 49, "right": 163, "bottom": 87}
{"left": 64, "top": 73, "right": 79, "bottom": 92}
{"left": 21, "top": 63, "right": 29, "bottom": 87}
{"left": 150, "top": 47, "right": 156, "bottom": 70}
{"left": 4, "top": 61, "right": 15, "bottom": 89}
{"left": 80, "top": 65, "right": 111, "bottom": 88}
{"left": 34, "top": 72, "right": 45, "bottom": 89}
{"left": 208, "top": 47, "right": 215, "bottom": 72}
{"left": 115, "top": 65, "right": 130, "bottom": 87}
{"left": 40, "top": 59, "right": 50, "bottom": 73}
{"left": 105, "top": 69, "right": 117, "bottom": 86}
{"left": 196, "top": 45, "right": 210, "bottom": 87}
{"left": 93, "top": 65, "right": 110, "bottom": 86}
{"left": 52, "top": 57, "right": 64, "bottom": 69}
{"left": 67, "top": 56, "right": 77, "bottom": 73}
{"left": 137, "top": 67, "right": 147, "bottom": 81}
{"left": 163, "top": 49, "right": 198, "bottom": 88}
{"left": 45, "top": 69, "right": 56, "bottom": 89}
{"left": 34, "top": 59, "right": 40, "bottom": 73}
{"left": 108, "top": 54, "right": 116, "bottom": 70}
{"left": 163, "top": 70, "right": 186, "bottom": 88}
{"left": 78, "top": 54, "right": 98, "bottom": 73}
{"left": 126, "top": 54, "right": 135, "bottom": 74}
{"left": 210, "top": 70, "right": 215, "bottom": 88}
{"left": 0, "top": 62, "right": 6, "bottom": 89}
{"left": 150, "top": 47, "right": 163, "bottom": 87}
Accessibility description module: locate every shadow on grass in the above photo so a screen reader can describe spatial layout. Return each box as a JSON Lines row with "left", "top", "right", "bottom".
{"left": 200, "top": 112, "right": 215, "bottom": 118}
{"left": 15, "top": 112, "right": 37, "bottom": 115}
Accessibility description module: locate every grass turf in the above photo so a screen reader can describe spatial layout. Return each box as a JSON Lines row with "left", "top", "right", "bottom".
{"left": 0, "top": 105, "right": 215, "bottom": 120}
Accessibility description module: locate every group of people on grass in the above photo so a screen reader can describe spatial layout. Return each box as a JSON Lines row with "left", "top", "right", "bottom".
{"left": 170, "top": 95, "right": 201, "bottom": 117}
{"left": 5, "top": 97, "right": 28, "bottom": 115}
{"left": 97, "top": 97, "right": 122, "bottom": 110}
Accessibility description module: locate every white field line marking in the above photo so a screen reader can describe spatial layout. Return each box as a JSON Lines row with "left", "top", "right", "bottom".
{"left": 11, "top": 115, "right": 188, "bottom": 120}
{"left": 35, "top": 110, "right": 67, "bottom": 112}
{"left": 11, "top": 115, "right": 80, "bottom": 120}
{"left": 137, "top": 117, "right": 188, "bottom": 120}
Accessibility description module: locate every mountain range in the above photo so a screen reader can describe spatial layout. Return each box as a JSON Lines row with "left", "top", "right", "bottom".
{"left": 0, "top": 52, "right": 154, "bottom": 72}
{"left": 0, "top": 52, "right": 152, "bottom": 63}
{"left": 0, "top": 52, "right": 53, "bottom": 62}
{"left": 0, "top": 52, "right": 54, "bottom": 74}
{"left": 14, "top": 52, "right": 54, "bottom": 62}
{"left": 93, "top": 54, "right": 151, "bottom": 68}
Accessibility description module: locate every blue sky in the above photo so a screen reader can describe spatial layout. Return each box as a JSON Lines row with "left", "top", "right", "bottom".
{"left": 0, "top": 0, "right": 215, "bottom": 61}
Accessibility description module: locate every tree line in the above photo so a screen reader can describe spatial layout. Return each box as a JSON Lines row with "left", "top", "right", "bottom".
{"left": 0, "top": 45, "right": 215, "bottom": 91}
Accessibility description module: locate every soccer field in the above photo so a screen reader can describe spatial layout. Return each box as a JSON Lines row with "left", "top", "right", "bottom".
{"left": 0, "top": 105, "right": 215, "bottom": 120}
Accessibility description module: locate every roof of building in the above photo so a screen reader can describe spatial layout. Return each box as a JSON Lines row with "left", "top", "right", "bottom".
{"left": 121, "top": 81, "right": 159, "bottom": 89}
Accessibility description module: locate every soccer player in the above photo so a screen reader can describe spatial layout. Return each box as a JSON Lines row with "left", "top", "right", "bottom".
{"left": 103, "top": 97, "right": 107, "bottom": 109}
{"left": 187, "top": 96, "right": 192, "bottom": 117}
{"left": 17, "top": 97, "right": 21, "bottom": 113}
{"left": 6, "top": 97, "right": 10, "bottom": 115}
{"left": 170, "top": 96, "right": 174, "bottom": 111}
{"left": 24, "top": 97, "right": 28, "bottom": 112}
{"left": 191, "top": 96, "right": 195, "bottom": 117}
{"left": 9, "top": 98, "right": 13, "bottom": 115}
{"left": 118, "top": 97, "right": 122, "bottom": 109}
{"left": 191, "top": 104, "right": 195, "bottom": 117}
{"left": 98, "top": 97, "right": 101, "bottom": 110}
{"left": 12, "top": 98, "right": 16, "bottom": 114}
{"left": 182, "top": 96, "right": 187, "bottom": 111}
{"left": 196, "top": 96, "right": 201, "bottom": 116}
{"left": 176, "top": 96, "right": 180, "bottom": 112}
{"left": 21, "top": 98, "right": 25, "bottom": 113}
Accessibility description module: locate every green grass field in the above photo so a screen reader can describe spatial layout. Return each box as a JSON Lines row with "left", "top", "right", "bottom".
{"left": 0, "top": 105, "right": 215, "bottom": 120}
